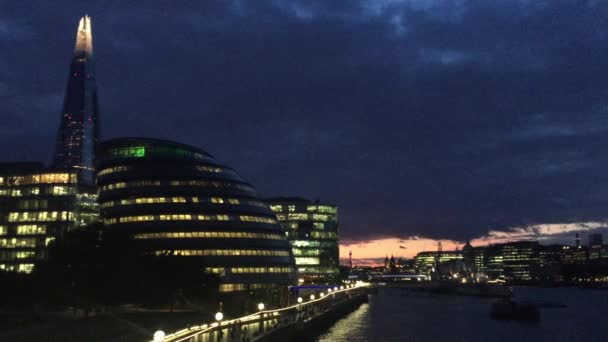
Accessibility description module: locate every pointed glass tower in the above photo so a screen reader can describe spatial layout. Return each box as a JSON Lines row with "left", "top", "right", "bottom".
{"left": 53, "top": 15, "right": 99, "bottom": 185}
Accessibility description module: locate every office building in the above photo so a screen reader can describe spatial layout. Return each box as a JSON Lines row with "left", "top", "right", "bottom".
{"left": 96, "top": 138, "right": 296, "bottom": 293}
{"left": 267, "top": 197, "right": 339, "bottom": 284}
{"left": 0, "top": 163, "right": 98, "bottom": 273}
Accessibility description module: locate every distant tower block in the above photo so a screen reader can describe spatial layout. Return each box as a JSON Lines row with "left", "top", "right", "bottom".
{"left": 575, "top": 232, "right": 581, "bottom": 248}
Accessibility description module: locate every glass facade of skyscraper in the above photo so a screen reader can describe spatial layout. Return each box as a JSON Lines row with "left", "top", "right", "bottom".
{"left": 53, "top": 15, "right": 99, "bottom": 185}
{"left": 0, "top": 163, "right": 98, "bottom": 273}
{"left": 267, "top": 198, "right": 339, "bottom": 284}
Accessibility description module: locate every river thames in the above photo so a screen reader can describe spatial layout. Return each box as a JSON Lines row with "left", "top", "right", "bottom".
{"left": 318, "top": 287, "right": 608, "bottom": 341}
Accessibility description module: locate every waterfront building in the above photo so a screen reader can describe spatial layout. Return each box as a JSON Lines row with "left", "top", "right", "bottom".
{"left": 414, "top": 251, "right": 462, "bottom": 274}
{"left": 96, "top": 138, "right": 296, "bottom": 293}
{"left": 267, "top": 197, "right": 339, "bottom": 284}
{"left": 53, "top": 15, "right": 100, "bottom": 185}
{"left": 0, "top": 163, "right": 98, "bottom": 273}
{"left": 500, "top": 241, "right": 539, "bottom": 281}
{"left": 589, "top": 233, "right": 603, "bottom": 260}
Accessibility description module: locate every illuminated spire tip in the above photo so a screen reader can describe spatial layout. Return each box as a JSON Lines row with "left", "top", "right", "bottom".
{"left": 74, "top": 15, "right": 93, "bottom": 56}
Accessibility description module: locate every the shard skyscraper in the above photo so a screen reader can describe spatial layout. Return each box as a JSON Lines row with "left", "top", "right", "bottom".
{"left": 53, "top": 15, "right": 99, "bottom": 185}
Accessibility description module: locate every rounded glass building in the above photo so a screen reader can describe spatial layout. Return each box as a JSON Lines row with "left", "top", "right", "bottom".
{"left": 96, "top": 138, "right": 296, "bottom": 293}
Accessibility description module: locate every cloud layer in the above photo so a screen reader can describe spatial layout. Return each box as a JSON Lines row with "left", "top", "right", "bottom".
{"left": 2, "top": 1, "right": 608, "bottom": 243}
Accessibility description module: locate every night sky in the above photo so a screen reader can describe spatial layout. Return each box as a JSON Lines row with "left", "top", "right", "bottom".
{"left": 2, "top": 1, "right": 608, "bottom": 262}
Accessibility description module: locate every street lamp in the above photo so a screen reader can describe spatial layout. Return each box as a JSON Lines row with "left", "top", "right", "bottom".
{"left": 320, "top": 292, "right": 325, "bottom": 298}
{"left": 297, "top": 297, "right": 303, "bottom": 303}
{"left": 215, "top": 312, "right": 224, "bottom": 322}
{"left": 153, "top": 330, "right": 165, "bottom": 342}
{"left": 340, "top": 286, "right": 344, "bottom": 290}
{"left": 333, "top": 287, "right": 338, "bottom": 291}
{"left": 328, "top": 288, "right": 332, "bottom": 293}
{"left": 258, "top": 303, "right": 265, "bottom": 311}
{"left": 310, "top": 294, "right": 315, "bottom": 300}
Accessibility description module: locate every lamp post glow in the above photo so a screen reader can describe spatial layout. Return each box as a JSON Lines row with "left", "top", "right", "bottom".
{"left": 334, "top": 287, "right": 338, "bottom": 291}
{"left": 215, "top": 312, "right": 224, "bottom": 322}
{"left": 153, "top": 330, "right": 165, "bottom": 342}
{"left": 310, "top": 294, "right": 315, "bottom": 300}
{"left": 258, "top": 303, "right": 265, "bottom": 311}
{"left": 328, "top": 288, "right": 332, "bottom": 293}
{"left": 297, "top": 297, "right": 303, "bottom": 303}
{"left": 320, "top": 292, "right": 325, "bottom": 298}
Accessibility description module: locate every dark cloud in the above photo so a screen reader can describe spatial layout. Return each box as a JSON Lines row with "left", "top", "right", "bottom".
{"left": 2, "top": 0, "right": 608, "bottom": 241}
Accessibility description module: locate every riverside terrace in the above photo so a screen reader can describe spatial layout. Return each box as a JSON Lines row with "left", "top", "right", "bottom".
{"left": 152, "top": 282, "right": 369, "bottom": 342}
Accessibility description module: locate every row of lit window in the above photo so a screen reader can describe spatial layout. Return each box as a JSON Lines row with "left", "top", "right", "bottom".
{"left": 0, "top": 263, "right": 35, "bottom": 274}
{"left": 292, "top": 248, "right": 321, "bottom": 256}
{"left": 296, "top": 266, "right": 340, "bottom": 274}
{"left": 275, "top": 213, "right": 335, "bottom": 222}
{"left": 0, "top": 251, "right": 36, "bottom": 261}
{"left": 106, "top": 214, "right": 276, "bottom": 224}
{"left": 232, "top": 266, "right": 293, "bottom": 273}
{"left": 100, "top": 180, "right": 254, "bottom": 193}
{"left": 218, "top": 283, "right": 272, "bottom": 293}
{"left": 8, "top": 211, "right": 74, "bottom": 222}
{"left": 101, "top": 196, "right": 266, "bottom": 209}
{"left": 206, "top": 266, "right": 294, "bottom": 274}
{"left": 0, "top": 185, "right": 73, "bottom": 197}
{"left": 294, "top": 257, "right": 320, "bottom": 265}
{"left": 134, "top": 231, "right": 286, "bottom": 240}
{"left": 0, "top": 225, "right": 47, "bottom": 236}
{"left": 0, "top": 238, "right": 37, "bottom": 248}
{"left": 196, "top": 166, "right": 223, "bottom": 173}
{"left": 310, "top": 231, "right": 338, "bottom": 239}
{"left": 0, "top": 173, "right": 76, "bottom": 186}
{"left": 291, "top": 240, "right": 339, "bottom": 248}
{"left": 270, "top": 204, "right": 337, "bottom": 215}
{"left": 307, "top": 205, "right": 338, "bottom": 214}
{"left": 97, "top": 166, "right": 130, "bottom": 176}
{"left": 153, "top": 249, "right": 290, "bottom": 257}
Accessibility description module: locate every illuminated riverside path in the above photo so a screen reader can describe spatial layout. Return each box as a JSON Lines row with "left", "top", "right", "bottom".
{"left": 152, "top": 282, "right": 369, "bottom": 342}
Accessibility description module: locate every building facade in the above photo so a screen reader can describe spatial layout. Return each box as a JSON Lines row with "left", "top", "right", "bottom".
{"left": 96, "top": 138, "right": 297, "bottom": 293}
{"left": 53, "top": 15, "right": 100, "bottom": 185}
{"left": 0, "top": 163, "right": 98, "bottom": 273}
{"left": 267, "top": 197, "right": 339, "bottom": 284}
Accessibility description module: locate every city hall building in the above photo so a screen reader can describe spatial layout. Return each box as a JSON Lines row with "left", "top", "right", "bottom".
{"left": 96, "top": 138, "right": 297, "bottom": 292}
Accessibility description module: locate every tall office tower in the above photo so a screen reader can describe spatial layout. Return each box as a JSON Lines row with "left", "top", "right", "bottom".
{"left": 53, "top": 15, "right": 99, "bottom": 185}
{"left": 267, "top": 197, "right": 339, "bottom": 284}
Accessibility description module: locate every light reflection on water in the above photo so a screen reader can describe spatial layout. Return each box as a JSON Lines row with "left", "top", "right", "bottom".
{"left": 318, "top": 287, "right": 608, "bottom": 342}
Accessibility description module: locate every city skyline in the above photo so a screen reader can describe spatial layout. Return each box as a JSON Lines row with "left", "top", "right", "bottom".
{"left": 2, "top": 2, "right": 608, "bottom": 264}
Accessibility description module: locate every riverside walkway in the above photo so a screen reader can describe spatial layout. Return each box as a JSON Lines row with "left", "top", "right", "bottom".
{"left": 152, "top": 282, "right": 369, "bottom": 342}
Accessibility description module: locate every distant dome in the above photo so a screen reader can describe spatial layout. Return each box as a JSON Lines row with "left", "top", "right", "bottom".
{"left": 96, "top": 137, "right": 296, "bottom": 292}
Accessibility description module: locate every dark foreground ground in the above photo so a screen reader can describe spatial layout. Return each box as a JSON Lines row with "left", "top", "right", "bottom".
{"left": 0, "top": 310, "right": 211, "bottom": 342}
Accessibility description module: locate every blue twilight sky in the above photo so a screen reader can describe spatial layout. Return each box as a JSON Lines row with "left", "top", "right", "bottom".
{"left": 2, "top": 0, "right": 608, "bottom": 250}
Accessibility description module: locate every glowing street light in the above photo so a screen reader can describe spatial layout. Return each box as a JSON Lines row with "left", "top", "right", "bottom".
{"left": 153, "top": 330, "right": 165, "bottom": 342}
{"left": 297, "top": 297, "right": 303, "bottom": 303}
{"left": 310, "top": 294, "right": 315, "bottom": 300}
{"left": 333, "top": 287, "right": 338, "bottom": 291}
{"left": 258, "top": 303, "right": 265, "bottom": 311}
{"left": 328, "top": 288, "right": 332, "bottom": 293}
{"left": 215, "top": 312, "right": 224, "bottom": 322}
{"left": 320, "top": 292, "right": 325, "bottom": 298}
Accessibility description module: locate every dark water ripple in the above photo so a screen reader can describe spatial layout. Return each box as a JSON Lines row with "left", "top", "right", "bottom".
{"left": 318, "top": 287, "right": 608, "bottom": 342}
